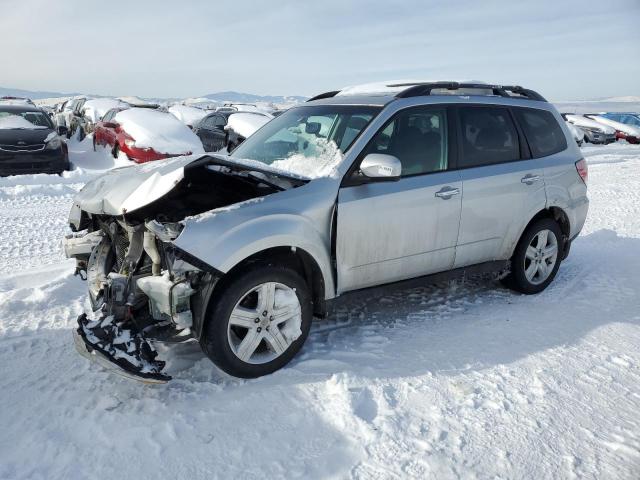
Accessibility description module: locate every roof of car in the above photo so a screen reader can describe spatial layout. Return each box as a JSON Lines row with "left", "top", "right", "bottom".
{"left": 0, "top": 104, "right": 44, "bottom": 113}
{"left": 303, "top": 95, "right": 394, "bottom": 107}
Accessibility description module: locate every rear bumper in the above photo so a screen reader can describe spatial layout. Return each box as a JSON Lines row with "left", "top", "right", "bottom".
{"left": 0, "top": 148, "right": 69, "bottom": 176}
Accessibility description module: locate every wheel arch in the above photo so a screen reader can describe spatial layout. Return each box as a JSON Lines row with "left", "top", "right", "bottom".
{"left": 513, "top": 206, "right": 571, "bottom": 257}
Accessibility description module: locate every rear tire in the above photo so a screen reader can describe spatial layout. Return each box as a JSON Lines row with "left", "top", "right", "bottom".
{"left": 503, "top": 218, "right": 563, "bottom": 294}
{"left": 201, "top": 265, "right": 312, "bottom": 378}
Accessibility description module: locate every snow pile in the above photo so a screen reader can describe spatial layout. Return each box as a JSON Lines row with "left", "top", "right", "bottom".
{"left": 168, "top": 104, "right": 208, "bottom": 126}
{"left": 227, "top": 112, "right": 271, "bottom": 138}
{"left": 82, "top": 98, "right": 129, "bottom": 123}
{"left": 0, "top": 115, "right": 46, "bottom": 129}
{"left": 114, "top": 108, "right": 204, "bottom": 154}
{"left": 271, "top": 138, "right": 343, "bottom": 178}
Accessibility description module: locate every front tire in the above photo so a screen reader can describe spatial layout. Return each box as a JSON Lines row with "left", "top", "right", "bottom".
{"left": 201, "top": 265, "right": 312, "bottom": 378}
{"left": 503, "top": 218, "right": 563, "bottom": 294}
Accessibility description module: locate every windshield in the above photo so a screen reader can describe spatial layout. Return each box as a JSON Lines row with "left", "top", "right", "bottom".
{"left": 230, "top": 105, "right": 380, "bottom": 178}
{"left": 0, "top": 110, "right": 52, "bottom": 129}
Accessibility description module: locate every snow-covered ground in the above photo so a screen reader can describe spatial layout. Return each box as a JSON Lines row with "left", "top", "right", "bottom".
{"left": 0, "top": 138, "right": 639, "bottom": 479}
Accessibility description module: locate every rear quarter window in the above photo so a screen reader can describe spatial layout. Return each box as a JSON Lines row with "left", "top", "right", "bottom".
{"left": 514, "top": 108, "right": 567, "bottom": 158}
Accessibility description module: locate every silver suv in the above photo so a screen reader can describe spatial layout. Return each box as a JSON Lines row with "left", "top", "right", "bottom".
{"left": 64, "top": 81, "right": 589, "bottom": 382}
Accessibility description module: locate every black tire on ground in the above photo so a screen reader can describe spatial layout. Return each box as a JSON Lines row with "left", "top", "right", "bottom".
{"left": 502, "top": 218, "right": 563, "bottom": 295}
{"left": 201, "top": 265, "right": 312, "bottom": 378}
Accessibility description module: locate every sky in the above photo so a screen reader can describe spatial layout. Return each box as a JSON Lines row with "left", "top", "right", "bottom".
{"left": 2, "top": 0, "right": 639, "bottom": 101}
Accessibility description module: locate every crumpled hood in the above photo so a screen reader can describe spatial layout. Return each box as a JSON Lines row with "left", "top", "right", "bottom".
{"left": 73, "top": 154, "right": 203, "bottom": 215}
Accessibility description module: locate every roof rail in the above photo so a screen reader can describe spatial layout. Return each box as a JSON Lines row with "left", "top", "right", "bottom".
{"left": 392, "top": 82, "right": 547, "bottom": 102}
{"left": 307, "top": 90, "right": 340, "bottom": 102}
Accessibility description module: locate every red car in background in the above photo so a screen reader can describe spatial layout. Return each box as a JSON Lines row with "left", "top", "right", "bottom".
{"left": 93, "top": 107, "right": 204, "bottom": 163}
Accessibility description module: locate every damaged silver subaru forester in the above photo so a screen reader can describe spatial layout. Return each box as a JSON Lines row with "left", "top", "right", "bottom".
{"left": 64, "top": 82, "right": 589, "bottom": 383}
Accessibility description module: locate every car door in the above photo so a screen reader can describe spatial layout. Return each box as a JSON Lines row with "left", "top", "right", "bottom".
{"left": 336, "top": 106, "right": 462, "bottom": 293}
{"left": 453, "top": 105, "right": 546, "bottom": 268}
{"left": 193, "top": 116, "right": 214, "bottom": 151}
{"left": 212, "top": 115, "right": 228, "bottom": 151}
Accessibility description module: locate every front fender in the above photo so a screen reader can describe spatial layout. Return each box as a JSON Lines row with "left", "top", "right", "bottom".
{"left": 173, "top": 212, "right": 336, "bottom": 299}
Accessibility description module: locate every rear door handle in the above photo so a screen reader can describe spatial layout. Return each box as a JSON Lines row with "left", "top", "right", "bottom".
{"left": 521, "top": 174, "right": 541, "bottom": 185}
{"left": 435, "top": 186, "right": 460, "bottom": 199}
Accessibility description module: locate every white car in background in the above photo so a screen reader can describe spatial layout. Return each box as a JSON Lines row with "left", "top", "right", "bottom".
{"left": 566, "top": 122, "right": 584, "bottom": 146}
{"left": 563, "top": 114, "right": 616, "bottom": 144}
{"left": 584, "top": 114, "right": 640, "bottom": 144}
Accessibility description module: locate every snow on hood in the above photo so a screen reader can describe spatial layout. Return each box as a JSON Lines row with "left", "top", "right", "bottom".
{"left": 227, "top": 112, "right": 271, "bottom": 138}
{"left": 114, "top": 108, "right": 204, "bottom": 155}
{"left": 72, "top": 153, "right": 307, "bottom": 216}
{"left": 588, "top": 116, "right": 640, "bottom": 136}
{"left": 565, "top": 115, "right": 616, "bottom": 134}
{"left": 168, "top": 104, "right": 208, "bottom": 126}
{"left": 73, "top": 154, "right": 202, "bottom": 215}
{"left": 83, "top": 99, "right": 129, "bottom": 123}
{"left": 0, "top": 115, "right": 47, "bottom": 129}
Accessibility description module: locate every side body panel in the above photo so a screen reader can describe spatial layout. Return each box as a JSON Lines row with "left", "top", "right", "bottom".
{"left": 455, "top": 159, "right": 547, "bottom": 267}
{"left": 336, "top": 171, "right": 462, "bottom": 292}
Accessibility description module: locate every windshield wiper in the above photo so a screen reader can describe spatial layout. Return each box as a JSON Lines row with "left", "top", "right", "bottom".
{"left": 245, "top": 173, "right": 285, "bottom": 191}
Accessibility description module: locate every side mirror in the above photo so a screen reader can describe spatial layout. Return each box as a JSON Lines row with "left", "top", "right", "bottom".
{"left": 359, "top": 153, "right": 401, "bottom": 180}
{"left": 56, "top": 125, "right": 68, "bottom": 136}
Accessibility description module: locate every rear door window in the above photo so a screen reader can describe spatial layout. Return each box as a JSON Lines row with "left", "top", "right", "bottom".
{"left": 458, "top": 107, "right": 519, "bottom": 168}
{"left": 514, "top": 108, "right": 567, "bottom": 158}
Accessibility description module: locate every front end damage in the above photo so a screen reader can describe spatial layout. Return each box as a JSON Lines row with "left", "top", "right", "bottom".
{"left": 64, "top": 155, "right": 301, "bottom": 383}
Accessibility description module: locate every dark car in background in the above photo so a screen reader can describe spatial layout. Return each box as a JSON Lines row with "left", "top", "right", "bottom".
{"left": 0, "top": 105, "right": 69, "bottom": 176}
{"left": 193, "top": 110, "right": 271, "bottom": 152}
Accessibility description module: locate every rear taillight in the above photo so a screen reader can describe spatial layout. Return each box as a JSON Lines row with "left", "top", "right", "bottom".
{"left": 575, "top": 158, "right": 588, "bottom": 185}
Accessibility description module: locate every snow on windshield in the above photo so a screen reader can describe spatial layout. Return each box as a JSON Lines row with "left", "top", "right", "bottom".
{"left": 114, "top": 108, "right": 204, "bottom": 155}
{"left": 0, "top": 113, "right": 48, "bottom": 129}
{"left": 270, "top": 138, "right": 343, "bottom": 178}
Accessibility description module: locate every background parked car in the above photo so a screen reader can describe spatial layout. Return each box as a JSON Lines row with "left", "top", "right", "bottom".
{"left": 193, "top": 110, "right": 272, "bottom": 152}
{"left": 566, "top": 122, "right": 585, "bottom": 146}
{"left": 0, "top": 104, "right": 69, "bottom": 176}
{"left": 0, "top": 96, "right": 35, "bottom": 106}
{"left": 168, "top": 104, "right": 208, "bottom": 128}
{"left": 584, "top": 114, "right": 640, "bottom": 144}
{"left": 599, "top": 112, "right": 640, "bottom": 129}
{"left": 77, "top": 98, "right": 129, "bottom": 138}
{"left": 93, "top": 107, "right": 204, "bottom": 163}
{"left": 563, "top": 114, "right": 617, "bottom": 144}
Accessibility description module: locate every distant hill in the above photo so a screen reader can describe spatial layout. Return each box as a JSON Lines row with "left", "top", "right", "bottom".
{"left": 0, "top": 86, "right": 307, "bottom": 105}
{"left": 201, "top": 91, "right": 308, "bottom": 104}
{"left": 0, "top": 86, "right": 79, "bottom": 100}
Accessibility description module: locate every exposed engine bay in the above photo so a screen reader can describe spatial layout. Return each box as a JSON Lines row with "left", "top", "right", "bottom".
{"left": 64, "top": 155, "right": 303, "bottom": 382}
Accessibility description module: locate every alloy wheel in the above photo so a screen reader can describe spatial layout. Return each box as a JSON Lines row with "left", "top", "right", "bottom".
{"left": 227, "top": 282, "right": 302, "bottom": 364}
{"left": 523, "top": 229, "right": 558, "bottom": 285}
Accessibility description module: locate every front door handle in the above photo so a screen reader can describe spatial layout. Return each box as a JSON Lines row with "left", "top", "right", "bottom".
{"left": 435, "top": 186, "right": 460, "bottom": 199}
{"left": 521, "top": 174, "right": 541, "bottom": 185}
